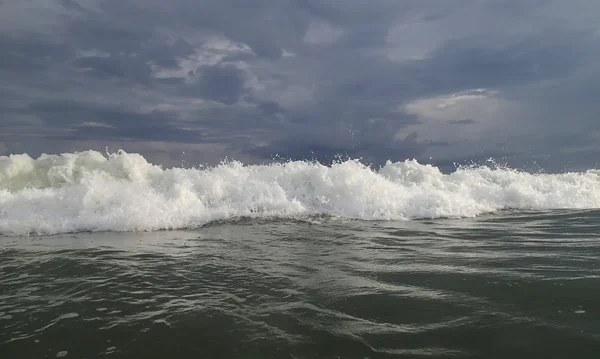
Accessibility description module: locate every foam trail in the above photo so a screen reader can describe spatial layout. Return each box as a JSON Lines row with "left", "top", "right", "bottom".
{"left": 1, "top": 150, "right": 599, "bottom": 235}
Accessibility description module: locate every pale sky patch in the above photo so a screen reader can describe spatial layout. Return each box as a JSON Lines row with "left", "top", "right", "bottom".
{"left": 151, "top": 36, "right": 254, "bottom": 81}
{"left": 303, "top": 19, "right": 344, "bottom": 45}
{"left": 403, "top": 89, "right": 501, "bottom": 122}
{"left": 78, "top": 121, "right": 116, "bottom": 128}
{"left": 75, "top": 49, "right": 111, "bottom": 59}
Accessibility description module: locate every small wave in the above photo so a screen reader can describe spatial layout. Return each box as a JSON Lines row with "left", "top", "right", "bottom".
{"left": 1, "top": 150, "right": 599, "bottom": 235}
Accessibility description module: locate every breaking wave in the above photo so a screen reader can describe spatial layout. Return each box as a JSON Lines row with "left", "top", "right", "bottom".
{"left": 1, "top": 150, "right": 599, "bottom": 235}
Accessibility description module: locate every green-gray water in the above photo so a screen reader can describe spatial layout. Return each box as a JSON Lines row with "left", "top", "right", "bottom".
{"left": 2, "top": 210, "right": 600, "bottom": 358}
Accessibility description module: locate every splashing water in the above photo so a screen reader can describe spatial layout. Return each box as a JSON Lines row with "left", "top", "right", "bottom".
{"left": 1, "top": 150, "right": 599, "bottom": 235}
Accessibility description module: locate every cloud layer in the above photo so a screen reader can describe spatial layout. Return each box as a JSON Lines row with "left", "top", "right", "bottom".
{"left": 2, "top": 0, "right": 600, "bottom": 171}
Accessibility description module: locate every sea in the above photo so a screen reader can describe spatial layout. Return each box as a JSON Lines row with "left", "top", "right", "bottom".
{"left": 1, "top": 150, "right": 600, "bottom": 358}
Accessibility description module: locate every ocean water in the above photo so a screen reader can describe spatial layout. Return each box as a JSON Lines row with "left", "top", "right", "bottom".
{"left": 1, "top": 151, "right": 600, "bottom": 358}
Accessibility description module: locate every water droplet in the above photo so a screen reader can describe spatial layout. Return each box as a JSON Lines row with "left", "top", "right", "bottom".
{"left": 56, "top": 351, "right": 68, "bottom": 358}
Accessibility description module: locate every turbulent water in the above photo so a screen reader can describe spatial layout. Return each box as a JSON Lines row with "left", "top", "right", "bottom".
{"left": 1, "top": 150, "right": 599, "bottom": 235}
{"left": 2, "top": 151, "right": 600, "bottom": 358}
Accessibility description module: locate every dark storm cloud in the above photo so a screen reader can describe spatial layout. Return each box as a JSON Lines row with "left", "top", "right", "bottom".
{"left": 249, "top": 139, "right": 351, "bottom": 164}
{"left": 248, "top": 133, "right": 426, "bottom": 166}
{"left": 59, "top": 0, "right": 85, "bottom": 11}
{"left": 28, "top": 101, "right": 203, "bottom": 142}
{"left": 256, "top": 101, "right": 285, "bottom": 116}
{"left": 72, "top": 55, "right": 154, "bottom": 84}
{"left": 184, "top": 65, "right": 247, "bottom": 105}
{"left": 1, "top": 0, "right": 600, "bottom": 168}
{"left": 450, "top": 119, "right": 477, "bottom": 125}
{"left": 324, "top": 28, "right": 592, "bottom": 109}
{"left": 65, "top": 18, "right": 195, "bottom": 73}
{"left": 425, "top": 31, "right": 587, "bottom": 90}
{"left": 0, "top": 34, "right": 72, "bottom": 71}
{"left": 248, "top": 128, "right": 446, "bottom": 168}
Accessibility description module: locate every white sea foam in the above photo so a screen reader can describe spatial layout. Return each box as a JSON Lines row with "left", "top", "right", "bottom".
{"left": 1, "top": 150, "right": 599, "bottom": 235}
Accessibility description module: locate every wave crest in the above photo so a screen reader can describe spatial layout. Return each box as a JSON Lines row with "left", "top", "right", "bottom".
{"left": 1, "top": 150, "right": 599, "bottom": 235}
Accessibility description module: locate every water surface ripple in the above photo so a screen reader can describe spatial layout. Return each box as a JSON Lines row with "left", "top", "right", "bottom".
{"left": 2, "top": 210, "right": 600, "bottom": 358}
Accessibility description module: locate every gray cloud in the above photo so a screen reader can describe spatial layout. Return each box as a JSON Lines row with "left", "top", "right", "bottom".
{"left": 449, "top": 119, "right": 477, "bottom": 125}
{"left": 1, "top": 0, "right": 599, "bottom": 170}
{"left": 23, "top": 101, "right": 204, "bottom": 142}
{"left": 185, "top": 65, "right": 247, "bottom": 105}
{"left": 0, "top": 34, "right": 72, "bottom": 71}
{"left": 72, "top": 55, "right": 154, "bottom": 84}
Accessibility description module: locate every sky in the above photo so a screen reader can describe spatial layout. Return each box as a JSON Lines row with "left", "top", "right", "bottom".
{"left": 1, "top": 0, "right": 600, "bottom": 172}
